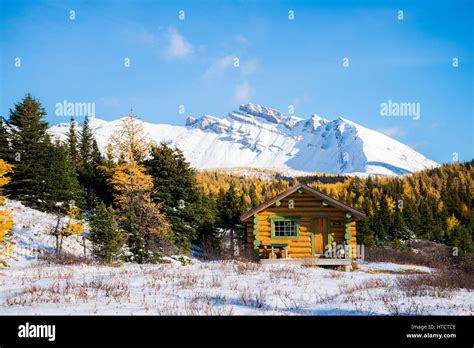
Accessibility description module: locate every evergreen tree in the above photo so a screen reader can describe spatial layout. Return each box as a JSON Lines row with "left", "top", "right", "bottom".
{"left": 122, "top": 207, "right": 145, "bottom": 262}
{"left": 6, "top": 94, "right": 51, "bottom": 204}
{"left": 248, "top": 184, "right": 259, "bottom": 207}
{"left": 78, "top": 116, "right": 106, "bottom": 209}
{"left": 41, "top": 140, "right": 81, "bottom": 211}
{"left": 195, "top": 194, "right": 220, "bottom": 250}
{"left": 66, "top": 117, "right": 80, "bottom": 169}
{"left": 0, "top": 117, "right": 12, "bottom": 161}
{"left": 216, "top": 182, "right": 246, "bottom": 255}
{"left": 89, "top": 203, "right": 125, "bottom": 263}
{"left": 145, "top": 143, "right": 201, "bottom": 251}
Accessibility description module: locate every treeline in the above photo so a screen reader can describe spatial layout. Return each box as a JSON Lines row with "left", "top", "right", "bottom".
{"left": 0, "top": 94, "right": 242, "bottom": 263}
{"left": 309, "top": 162, "right": 473, "bottom": 255}
{"left": 0, "top": 94, "right": 472, "bottom": 264}
{"left": 197, "top": 162, "right": 473, "bottom": 256}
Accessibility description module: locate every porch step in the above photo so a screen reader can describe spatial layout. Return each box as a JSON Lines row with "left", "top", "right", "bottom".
{"left": 260, "top": 258, "right": 352, "bottom": 266}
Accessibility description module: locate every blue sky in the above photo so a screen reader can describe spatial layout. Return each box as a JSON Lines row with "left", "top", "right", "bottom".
{"left": 0, "top": 0, "right": 472, "bottom": 163}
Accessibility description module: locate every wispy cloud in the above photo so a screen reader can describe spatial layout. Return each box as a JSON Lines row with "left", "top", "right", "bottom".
{"left": 242, "top": 58, "right": 258, "bottom": 76}
{"left": 165, "top": 28, "right": 193, "bottom": 59}
{"left": 377, "top": 126, "right": 407, "bottom": 137}
{"left": 204, "top": 56, "right": 257, "bottom": 80}
{"left": 99, "top": 96, "right": 120, "bottom": 108}
{"left": 234, "top": 34, "right": 250, "bottom": 46}
{"left": 204, "top": 55, "right": 235, "bottom": 79}
{"left": 232, "top": 82, "right": 253, "bottom": 103}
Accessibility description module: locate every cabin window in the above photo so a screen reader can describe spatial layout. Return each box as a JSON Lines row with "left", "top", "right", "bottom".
{"left": 273, "top": 220, "right": 297, "bottom": 236}
{"left": 269, "top": 216, "right": 300, "bottom": 239}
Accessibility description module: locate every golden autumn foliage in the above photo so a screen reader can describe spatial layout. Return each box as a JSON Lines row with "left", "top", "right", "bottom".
{"left": 0, "top": 160, "right": 14, "bottom": 261}
{"left": 60, "top": 207, "right": 84, "bottom": 237}
{"left": 110, "top": 112, "right": 152, "bottom": 163}
{"left": 446, "top": 214, "right": 460, "bottom": 232}
{"left": 0, "top": 160, "right": 13, "bottom": 190}
{"left": 110, "top": 159, "right": 170, "bottom": 236}
{"left": 107, "top": 114, "right": 170, "bottom": 248}
{"left": 0, "top": 158, "right": 14, "bottom": 225}
{"left": 110, "top": 160, "right": 154, "bottom": 207}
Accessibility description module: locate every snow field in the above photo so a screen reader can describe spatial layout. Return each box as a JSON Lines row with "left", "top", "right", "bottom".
{"left": 0, "top": 260, "right": 472, "bottom": 315}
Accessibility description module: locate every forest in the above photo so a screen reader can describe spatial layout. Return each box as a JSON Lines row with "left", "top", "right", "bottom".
{"left": 0, "top": 94, "right": 472, "bottom": 264}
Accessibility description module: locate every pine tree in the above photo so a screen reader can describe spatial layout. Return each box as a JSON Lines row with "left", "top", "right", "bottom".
{"left": 145, "top": 143, "right": 201, "bottom": 251}
{"left": 217, "top": 181, "right": 246, "bottom": 255}
{"left": 78, "top": 116, "right": 106, "bottom": 209}
{"left": 248, "top": 184, "right": 259, "bottom": 207}
{"left": 0, "top": 117, "right": 12, "bottom": 162}
{"left": 66, "top": 117, "right": 80, "bottom": 169}
{"left": 7, "top": 94, "right": 51, "bottom": 205}
{"left": 40, "top": 140, "right": 81, "bottom": 211}
{"left": 89, "top": 203, "right": 125, "bottom": 263}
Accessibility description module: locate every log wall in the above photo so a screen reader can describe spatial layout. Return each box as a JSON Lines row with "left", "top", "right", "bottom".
{"left": 244, "top": 190, "right": 358, "bottom": 259}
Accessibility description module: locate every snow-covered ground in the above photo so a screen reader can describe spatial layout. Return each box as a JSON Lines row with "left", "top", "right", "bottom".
{"left": 1, "top": 199, "right": 472, "bottom": 316}
{"left": 2, "top": 200, "right": 88, "bottom": 267}
{"left": 0, "top": 260, "right": 472, "bottom": 315}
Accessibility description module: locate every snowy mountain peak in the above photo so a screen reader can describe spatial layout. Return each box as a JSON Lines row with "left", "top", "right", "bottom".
{"left": 237, "top": 103, "right": 287, "bottom": 124}
{"left": 48, "top": 104, "right": 438, "bottom": 176}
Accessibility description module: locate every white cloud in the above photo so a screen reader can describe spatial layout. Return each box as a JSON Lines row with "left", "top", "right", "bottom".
{"left": 234, "top": 34, "right": 250, "bottom": 45}
{"left": 377, "top": 126, "right": 406, "bottom": 137}
{"left": 204, "top": 55, "right": 235, "bottom": 79}
{"left": 99, "top": 96, "right": 120, "bottom": 108}
{"left": 233, "top": 82, "right": 253, "bottom": 103}
{"left": 242, "top": 58, "right": 258, "bottom": 76}
{"left": 165, "top": 28, "right": 193, "bottom": 59}
{"left": 204, "top": 56, "right": 257, "bottom": 80}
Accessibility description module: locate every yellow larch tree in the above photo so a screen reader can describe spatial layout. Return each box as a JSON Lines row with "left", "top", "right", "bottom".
{"left": 110, "top": 112, "right": 152, "bottom": 163}
{"left": 0, "top": 159, "right": 14, "bottom": 264}
{"left": 107, "top": 112, "right": 170, "bottom": 261}
{"left": 58, "top": 206, "right": 84, "bottom": 255}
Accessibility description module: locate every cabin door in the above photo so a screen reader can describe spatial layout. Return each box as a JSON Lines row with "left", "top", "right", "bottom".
{"left": 313, "top": 218, "right": 328, "bottom": 255}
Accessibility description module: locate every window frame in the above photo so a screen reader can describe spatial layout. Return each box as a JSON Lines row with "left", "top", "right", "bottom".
{"left": 269, "top": 216, "right": 301, "bottom": 239}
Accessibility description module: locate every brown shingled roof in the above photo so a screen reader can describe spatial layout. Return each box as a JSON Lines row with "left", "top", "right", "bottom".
{"left": 239, "top": 183, "right": 366, "bottom": 221}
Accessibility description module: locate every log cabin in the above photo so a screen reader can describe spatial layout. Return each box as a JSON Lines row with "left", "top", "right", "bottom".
{"left": 239, "top": 184, "right": 366, "bottom": 271}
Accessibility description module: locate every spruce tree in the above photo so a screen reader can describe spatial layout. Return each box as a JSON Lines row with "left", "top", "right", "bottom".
{"left": 122, "top": 207, "right": 145, "bottom": 262}
{"left": 78, "top": 116, "right": 105, "bottom": 209}
{"left": 145, "top": 143, "right": 201, "bottom": 251}
{"left": 7, "top": 94, "right": 51, "bottom": 204}
{"left": 0, "top": 117, "right": 12, "bottom": 161}
{"left": 216, "top": 182, "right": 246, "bottom": 255}
{"left": 89, "top": 203, "right": 125, "bottom": 263}
{"left": 66, "top": 117, "right": 80, "bottom": 169}
{"left": 41, "top": 140, "right": 82, "bottom": 211}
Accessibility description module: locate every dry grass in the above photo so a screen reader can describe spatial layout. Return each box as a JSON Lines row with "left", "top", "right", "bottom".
{"left": 232, "top": 261, "right": 260, "bottom": 275}
{"left": 239, "top": 286, "right": 268, "bottom": 309}
{"left": 380, "top": 293, "right": 427, "bottom": 315}
{"left": 40, "top": 252, "right": 94, "bottom": 266}
{"left": 6, "top": 277, "right": 130, "bottom": 306}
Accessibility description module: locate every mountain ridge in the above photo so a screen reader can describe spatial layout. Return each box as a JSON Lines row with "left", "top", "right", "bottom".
{"left": 49, "top": 103, "right": 438, "bottom": 177}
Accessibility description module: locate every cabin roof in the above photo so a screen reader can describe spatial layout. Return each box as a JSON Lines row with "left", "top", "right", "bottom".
{"left": 239, "top": 183, "right": 366, "bottom": 221}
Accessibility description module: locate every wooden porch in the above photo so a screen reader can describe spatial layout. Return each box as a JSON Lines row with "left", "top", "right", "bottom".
{"left": 259, "top": 257, "right": 353, "bottom": 271}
